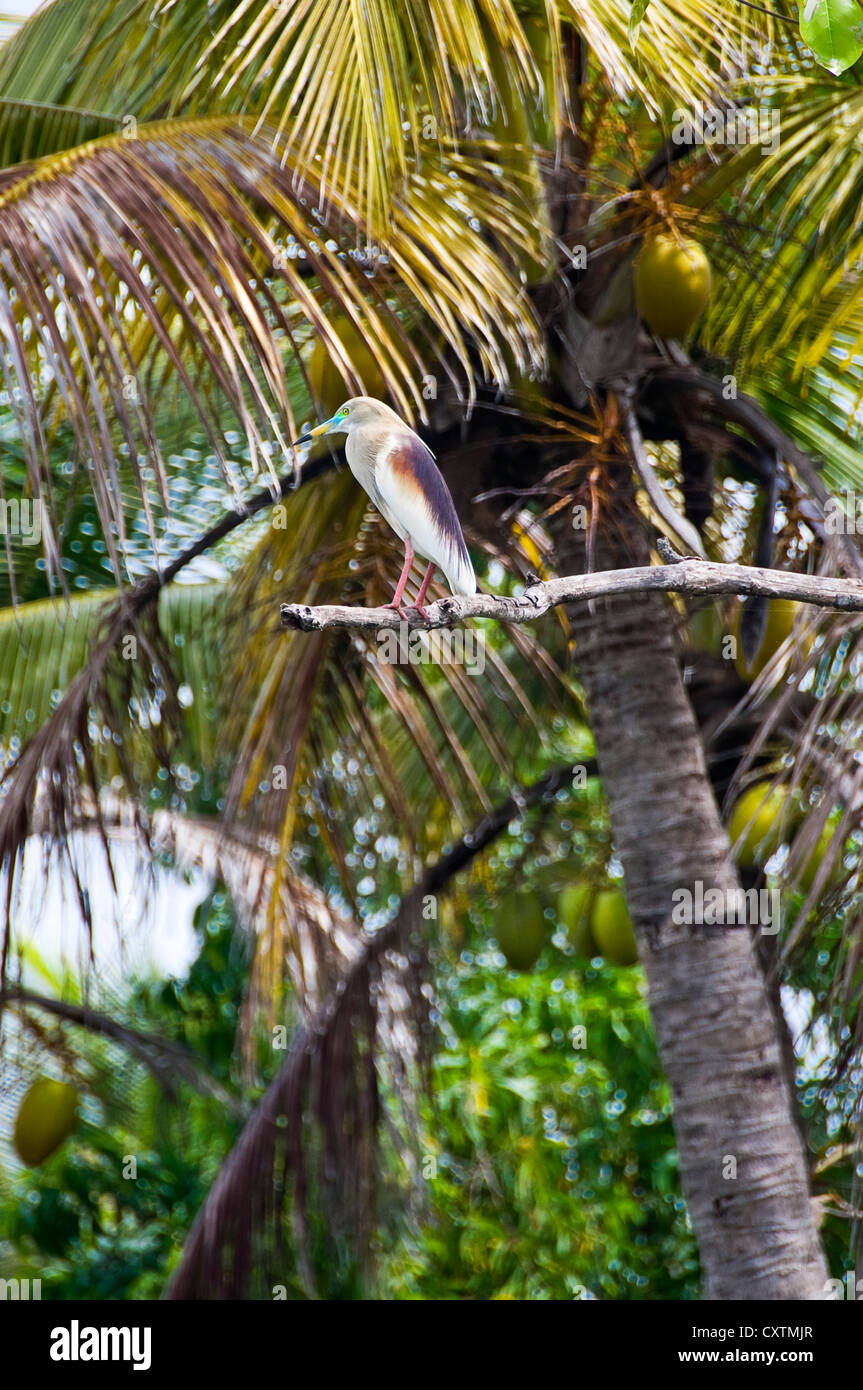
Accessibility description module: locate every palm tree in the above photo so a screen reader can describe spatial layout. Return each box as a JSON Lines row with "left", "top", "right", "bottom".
{"left": 1, "top": 0, "right": 861, "bottom": 1298}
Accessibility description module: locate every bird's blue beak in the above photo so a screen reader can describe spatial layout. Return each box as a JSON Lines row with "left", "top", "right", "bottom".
{"left": 290, "top": 415, "right": 340, "bottom": 447}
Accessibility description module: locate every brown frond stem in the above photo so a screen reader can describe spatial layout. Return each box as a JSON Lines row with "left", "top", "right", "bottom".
{"left": 1, "top": 985, "right": 243, "bottom": 1114}
{"left": 167, "top": 759, "right": 586, "bottom": 1299}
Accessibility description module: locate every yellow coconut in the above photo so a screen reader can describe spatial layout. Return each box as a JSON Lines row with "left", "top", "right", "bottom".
{"left": 13, "top": 1077, "right": 79, "bottom": 1167}
{"left": 495, "top": 892, "right": 548, "bottom": 971}
{"left": 558, "top": 883, "right": 597, "bottom": 958}
{"left": 794, "top": 818, "right": 845, "bottom": 894}
{"left": 728, "top": 781, "right": 798, "bottom": 869}
{"left": 635, "top": 235, "right": 712, "bottom": 338}
{"left": 733, "top": 599, "right": 812, "bottom": 682}
{"left": 591, "top": 888, "right": 638, "bottom": 966}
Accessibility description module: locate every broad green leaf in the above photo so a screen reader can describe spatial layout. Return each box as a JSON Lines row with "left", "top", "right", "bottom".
{"left": 800, "top": 0, "right": 863, "bottom": 75}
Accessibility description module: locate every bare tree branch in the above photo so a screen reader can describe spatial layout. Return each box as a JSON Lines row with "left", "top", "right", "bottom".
{"left": 280, "top": 558, "right": 863, "bottom": 633}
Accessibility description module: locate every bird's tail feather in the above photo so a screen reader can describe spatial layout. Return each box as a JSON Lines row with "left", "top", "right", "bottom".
{"left": 447, "top": 546, "right": 477, "bottom": 597}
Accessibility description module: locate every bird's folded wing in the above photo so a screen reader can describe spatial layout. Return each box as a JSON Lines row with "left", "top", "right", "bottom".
{"left": 376, "top": 436, "right": 475, "bottom": 594}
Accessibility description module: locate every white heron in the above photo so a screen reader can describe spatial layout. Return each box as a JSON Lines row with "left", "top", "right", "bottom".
{"left": 292, "top": 396, "right": 476, "bottom": 619}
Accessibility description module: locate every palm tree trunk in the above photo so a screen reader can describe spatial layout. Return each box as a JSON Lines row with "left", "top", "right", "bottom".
{"left": 555, "top": 479, "right": 828, "bottom": 1300}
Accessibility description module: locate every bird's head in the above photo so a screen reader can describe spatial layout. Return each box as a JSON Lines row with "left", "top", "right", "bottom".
{"left": 290, "top": 396, "right": 401, "bottom": 447}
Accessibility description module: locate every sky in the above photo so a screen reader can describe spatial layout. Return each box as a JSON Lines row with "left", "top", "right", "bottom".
{"left": 10, "top": 836, "right": 203, "bottom": 983}
{"left": 0, "top": 0, "right": 44, "bottom": 45}
{"left": 0, "top": 837, "right": 205, "bottom": 1170}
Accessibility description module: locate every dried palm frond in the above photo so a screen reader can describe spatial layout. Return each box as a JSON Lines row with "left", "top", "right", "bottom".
{"left": 1, "top": 783, "right": 373, "bottom": 1138}
{"left": 147, "top": 801, "right": 362, "bottom": 1019}
{"left": 167, "top": 762, "right": 576, "bottom": 1299}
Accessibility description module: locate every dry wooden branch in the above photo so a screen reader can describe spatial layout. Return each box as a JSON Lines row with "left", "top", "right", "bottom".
{"left": 280, "top": 558, "right": 863, "bottom": 633}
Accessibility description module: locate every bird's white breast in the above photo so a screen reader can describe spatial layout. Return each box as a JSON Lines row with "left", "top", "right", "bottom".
{"left": 345, "top": 420, "right": 475, "bottom": 597}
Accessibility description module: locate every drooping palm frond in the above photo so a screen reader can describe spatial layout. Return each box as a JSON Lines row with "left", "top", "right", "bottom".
{"left": 0, "top": 116, "right": 550, "bottom": 594}
{"left": 0, "top": 0, "right": 137, "bottom": 106}
{"left": 167, "top": 762, "right": 577, "bottom": 1299}
{"left": 697, "top": 73, "right": 863, "bottom": 381}
{"left": 0, "top": 594, "right": 183, "bottom": 982}
{"left": 724, "top": 533, "right": 863, "bottom": 930}
{"left": 0, "top": 1, "right": 751, "bottom": 237}
{"left": 0, "top": 515, "right": 287, "bottom": 992}
{"left": 170, "top": 921, "right": 403, "bottom": 1298}
{"left": 149, "top": 799, "right": 364, "bottom": 1017}
{"left": 755, "top": 357, "right": 863, "bottom": 499}
{"left": 0, "top": 778, "right": 372, "bottom": 1151}
{"left": 566, "top": 0, "right": 758, "bottom": 111}
{"left": 1, "top": 984, "right": 242, "bottom": 1111}
{"left": 0, "top": 583, "right": 227, "bottom": 768}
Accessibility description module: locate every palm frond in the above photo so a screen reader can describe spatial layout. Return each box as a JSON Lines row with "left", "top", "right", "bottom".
{"left": 0, "top": 580, "right": 212, "bottom": 987}
{"left": 1, "top": 984, "right": 242, "bottom": 1111}
{"left": 0, "top": 0, "right": 136, "bottom": 105}
{"left": 0, "top": 117, "right": 548, "bottom": 594}
{"left": 167, "top": 763, "right": 576, "bottom": 1299}
{"left": 0, "top": 98, "right": 121, "bottom": 166}
{"left": 2, "top": 1, "right": 758, "bottom": 236}
{"left": 701, "top": 76, "right": 863, "bottom": 380}
{"left": 564, "top": 0, "right": 757, "bottom": 112}
{"left": 149, "top": 800, "right": 363, "bottom": 1017}
{"left": 0, "top": 583, "right": 227, "bottom": 766}
{"left": 755, "top": 357, "right": 863, "bottom": 498}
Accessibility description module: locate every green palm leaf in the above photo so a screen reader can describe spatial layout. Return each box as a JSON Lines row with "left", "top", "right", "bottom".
{"left": 1, "top": 1, "right": 756, "bottom": 234}
{"left": 0, "top": 583, "right": 227, "bottom": 768}
{"left": 0, "top": 116, "right": 549, "bottom": 595}
{"left": 701, "top": 78, "right": 863, "bottom": 378}
{"left": 0, "top": 99, "right": 121, "bottom": 166}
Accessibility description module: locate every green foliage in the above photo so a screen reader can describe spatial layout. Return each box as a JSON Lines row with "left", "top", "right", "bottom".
{"left": 0, "top": 870, "right": 700, "bottom": 1301}
{"left": 0, "top": 893, "right": 248, "bottom": 1299}
{"left": 381, "top": 923, "right": 699, "bottom": 1300}
{"left": 800, "top": 0, "right": 863, "bottom": 75}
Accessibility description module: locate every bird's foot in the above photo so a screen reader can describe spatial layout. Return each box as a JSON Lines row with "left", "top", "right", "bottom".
{"left": 382, "top": 600, "right": 431, "bottom": 625}
{"left": 382, "top": 600, "right": 413, "bottom": 622}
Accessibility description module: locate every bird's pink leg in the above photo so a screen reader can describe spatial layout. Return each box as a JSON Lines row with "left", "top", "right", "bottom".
{"left": 383, "top": 541, "right": 414, "bottom": 620}
{"left": 412, "top": 562, "right": 436, "bottom": 621}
